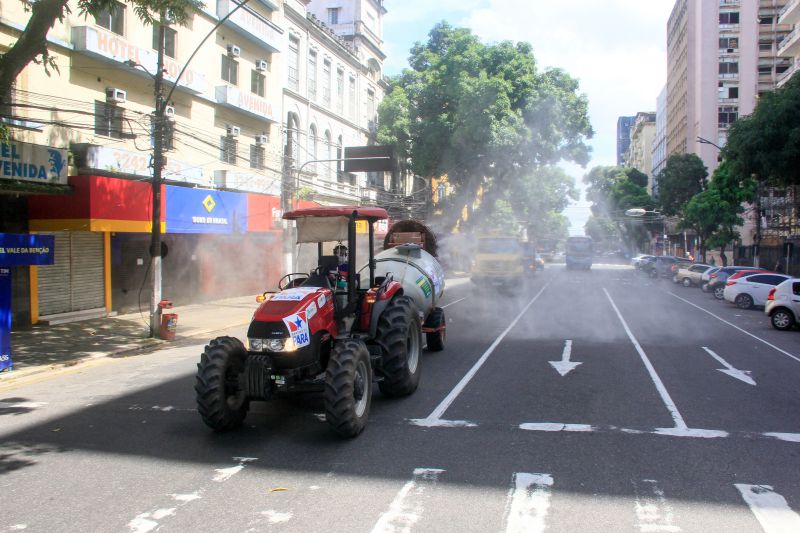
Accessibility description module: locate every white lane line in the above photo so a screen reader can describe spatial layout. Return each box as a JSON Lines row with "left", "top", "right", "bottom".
{"left": 213, "top": 457, "right": 257, "bottom": 482}
{"left": 604, "top": 288, "right": 688, "bottom": 430}
{"left": 410, "top": 283, "right": 550, "bottom": 427}
{"left": 518, "top": 422, "right": 726, "bottom": 439}
{"left": 371, "top": 468, "right": 445, "bottom": 533}
{"left": 519, "top": 422, "right": 595, "bottom": 432}
{"left": 633, "top": 479, "right": 681, "bottom": 532}
{"left": 441, "top": 296, "right": 467, "bottom": 308}
{"left": 668, "top": 292, "right": 800, "bottom": 364}
{"left": 764, "top": 432, "right": 800, "bottom": 443}
{"left": 503, "top": 473, "right": 553, "bottom": 533}
{"left": 701, "top": 347, "right": 756, "bottom": 386}
{"left": 549, "top": 340, "right": 583, "bottom": 376}
{"left": 0, "top": 401, "right": 47, "bottom": 409}
{"left": 735, "top": 484, "right": 800, "bottom": 532}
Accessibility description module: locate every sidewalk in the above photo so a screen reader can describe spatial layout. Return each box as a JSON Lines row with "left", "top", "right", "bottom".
{"left": 1, "top": 295, "right": 259, "bottom": 384}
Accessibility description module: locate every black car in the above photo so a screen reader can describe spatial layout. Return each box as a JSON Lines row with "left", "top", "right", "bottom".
{"left": 641, "top": 255, "right": 681, "bottom": 279}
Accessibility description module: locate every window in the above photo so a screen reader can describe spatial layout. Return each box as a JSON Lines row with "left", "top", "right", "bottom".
{"left": 308, "top": 125, "right": 317, "bottom": 172}
{"left": 251, "top": 70, "right": 265, "bottom": 97}
{"left": 719, "top": 61, "right": 738, "bottom": 75}
{"left": 719, "top": 12, "right": 739, "bottom": 25}
{"left": 153, "top": 26, "right": 177, "bottom": 58}
{"left": 348, "top": 77, "right": 356, "bottom": 121}
{"left": 718, "top": 85, "right": 738, "bottom": 99}
{"left": 220, "top": 135, "right": 237, "bottom": 164}
{"left": 719, "top": 37, "right": 738, "bottom": 50}
{"left": 308, "top": 51, "right": 317, "bottom": 101}
{"left": 758, "top": 65, "right": 772, "bottom": 75}
{"left": 327, "top": 8, "right": 340, "bottom": 25}
{"left": 760, "top": 16, "right": 773, "bottom": 25}
{"left": 718, "top": 106, "right": 738, "bottom": 126}
{"left": 336, "top": 69, "right": 344, "bottom": 114}
{"left": 324, "top": 130, "right": 332, "bottom": 179}
{"left": 322, "top": 59, "right": 331, "bottom": 107}
{"left": 367, "top": 88, "right": 375, "bottom": 121}
{"left": 288, "top": 36, "right": 299, "bottom": 91}
{"left": 222, "top": 55, "right": 238, "bottom": 84}
{"left": 250, "top": 144, "right": 265, "bottom": 170}
{"left": 792, "top": 282, "right": 800, "bottom": 296}
{"left": 94, "top": 101, "right": 123, "bottom": 138}
{"left": 759, "top": 40, "right": 773, "bottom": 51}
{"left": 95, "top": 1, "right": 125, "bottom": 35}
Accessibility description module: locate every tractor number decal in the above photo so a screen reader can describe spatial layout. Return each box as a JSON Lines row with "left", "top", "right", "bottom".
{"left": 306, "top": 301, "right": 317, "bottom": 320}
{"left": 282, "top": 312, "right": 311, "bottom": 348}
{"left": 273, "top": 287, "right": 318, "bottom": 301}
{"left": 415, "top": 275, "right": 432, "bottom": 297}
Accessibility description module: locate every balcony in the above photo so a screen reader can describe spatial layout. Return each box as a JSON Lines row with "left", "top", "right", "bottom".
{"left": 779, "top": 0, "right": 800, "bottom": 26}
{"left": 777, "top": 58, "right": 800, "bottom": 86}
{"left": 216, "top": 0, "right": 283, "bottom": 53}
{"left": 778, "top": 25, "right": 800, "bottom": 56}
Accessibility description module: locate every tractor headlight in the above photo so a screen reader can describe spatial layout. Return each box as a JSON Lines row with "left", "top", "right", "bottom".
{"left": 249, "top": 338, "right": 266, "bottom": 352}
{"left": 249, "top": 338, "right": 299, "bottom": 353}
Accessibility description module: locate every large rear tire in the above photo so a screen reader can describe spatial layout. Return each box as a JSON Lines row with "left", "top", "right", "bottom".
{"left": 195, "top": 336, "right": 249, "bottom": 431}
{"left": 325, "top": 339, "right": 372, "bottom": 438}
{"left": 425, "top": 307, "right": 446, "bottom": 352}
{"left": 376, "top": 295, "right": 422, "bottom": 397}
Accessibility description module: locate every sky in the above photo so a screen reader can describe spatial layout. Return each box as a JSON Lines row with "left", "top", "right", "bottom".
{"left": 381, "top": 0, "right": 676, "bottom": 235}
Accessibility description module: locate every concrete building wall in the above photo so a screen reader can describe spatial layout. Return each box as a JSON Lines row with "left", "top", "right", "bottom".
{"left": 616, "top": 116, "right": 635, "bottom": 166}
{"left": 652, "top": 85, "right": 668, "bottom": 192}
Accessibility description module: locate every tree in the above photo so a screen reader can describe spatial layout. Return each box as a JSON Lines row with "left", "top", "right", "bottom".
{"left": 0, "top": 0, "right": 200, "bottom": 111}
{"left": 657, "top": 154, "right": 708, "bottom": 216}
{"left": 724, "top": 73, "right": 800, "bottom": 186}
{"left": 506, "top": 165, "right": 577, "bottom": 243}
{"left": 377, "top": 22, "right": 593, "bottom": 231}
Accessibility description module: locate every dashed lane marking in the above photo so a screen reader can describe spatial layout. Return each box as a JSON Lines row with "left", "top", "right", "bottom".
{"left": 735, "top": 484, "right": 800, "bottom": 532}
{"left": 370, "top": 468, "right": 445, "bottom": 533}
{"left": 503, "top": 473, "right": 553, "bottom": 533}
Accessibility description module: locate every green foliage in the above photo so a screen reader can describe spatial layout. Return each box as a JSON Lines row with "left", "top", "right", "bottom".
{"left": 657, "top": 154, "right": 707, "bottom": 216}
{"left": 625, "top": 168, "right": 649, "bottom": 188}
{"left": 724, "top": 73, "right": 800, "bottom": 185}
{"left": 584, "top": 216, "right": 620, "bottom": 246}
{"left": 478, "top": 199, "right": 519, "bottom": 234}
{"left": 507, "top": 165, "right": 577, "bottom": 241}
{"left": 378, "top": 21, "right": 593, "bottom": 230}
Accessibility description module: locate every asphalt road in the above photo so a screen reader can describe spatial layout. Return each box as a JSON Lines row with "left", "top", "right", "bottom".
{"left": 1, "top": 265, "right": 799, "bottom": 532}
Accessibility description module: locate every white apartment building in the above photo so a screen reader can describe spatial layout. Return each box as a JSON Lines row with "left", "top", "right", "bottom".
{"left": 651, "top": 86, "right": 668, "bottom": 194}
{"left": 625, "top": 112, "right": 657, "bottom": 189}
{"left": 281, "top": 0, "right": 388, "bottom": 206}
{"left": 777, "top": 0, "right": 800, "bottom": 85}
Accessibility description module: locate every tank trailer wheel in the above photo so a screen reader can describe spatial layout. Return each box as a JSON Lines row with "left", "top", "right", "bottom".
{"left": 376, "top": 296, "right": 422, "bottom": 397}
{"left": 324, "top": 339, "right": 373, "bottom": 438}
{"left": 195, "top": 336, "right": 250, "bottom": 431}
{"left": 425, "top": 307, "right": 446, "bottom": 352}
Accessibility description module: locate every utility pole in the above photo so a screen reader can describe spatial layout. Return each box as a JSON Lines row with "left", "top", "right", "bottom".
{"left": 149, "top": 13, "right": 167, "bottom": 338}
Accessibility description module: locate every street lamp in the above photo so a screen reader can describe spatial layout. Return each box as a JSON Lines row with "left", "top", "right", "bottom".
{"left": 697, "top": 136, "right": 722, "bottom": 150}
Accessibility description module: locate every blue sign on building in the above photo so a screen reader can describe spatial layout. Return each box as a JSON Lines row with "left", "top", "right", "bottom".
{"left": 165, "top": 186, "right": 248, "bottom": 234}
{"left": 0, "top": 233, "right": 55, "bottom": 266}
{"left": 0, "top": 268, "right": 11, "bottom": 371}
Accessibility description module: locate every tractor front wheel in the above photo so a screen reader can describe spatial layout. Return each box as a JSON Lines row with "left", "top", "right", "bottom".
{"left": 325, "top": 339, "right": 373, "bottom": 438}
{"left": 195, "top": 336, "right": 250, "bottom": 431}
{"left": 376, "top": 296, "right": 422, "bottom": 397}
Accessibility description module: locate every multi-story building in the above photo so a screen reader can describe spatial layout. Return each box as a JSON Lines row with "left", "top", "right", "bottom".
{"left": 616, "top": 116, "right": 635, "bottom": 166}
{"left": 1, "top": 1, "right": 291, "bottom": 323}
{"left": 281, "top": 0, "right": 388, "bottom": 208}
{"left": 651, "top": 86, "right": 668, "bottom": 194}
{"left": 624, "top": 112, "right": 657, "bottom": 188}
{"left": 776, "top": 0, "right": 800, "bottom": 85}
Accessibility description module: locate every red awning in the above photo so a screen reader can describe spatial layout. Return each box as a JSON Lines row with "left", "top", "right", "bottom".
{"left": 283, "top": 206, "right": 388, "bottom": 222}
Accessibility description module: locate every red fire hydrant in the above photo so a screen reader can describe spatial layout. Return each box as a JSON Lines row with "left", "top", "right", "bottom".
{"left": 158, "top": 299, "right": 178, "bottom": 341}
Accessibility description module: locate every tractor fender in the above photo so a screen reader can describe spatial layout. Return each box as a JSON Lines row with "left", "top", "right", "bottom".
{"left": 369, "top": 283, "right": 404, "bottom": 339}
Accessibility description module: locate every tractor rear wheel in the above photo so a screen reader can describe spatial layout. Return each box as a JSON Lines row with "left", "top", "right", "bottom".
{"left": 325, "top": 339, "right": 372, "bottom": 438}
{"left": 376, "top": 296, "right": 422, "bottom": 397}
{"left": 425, "top": 307, "right": 446, "bottom": 352}
{"left": 195, "top": 336, "right": 249, "bottom": 431}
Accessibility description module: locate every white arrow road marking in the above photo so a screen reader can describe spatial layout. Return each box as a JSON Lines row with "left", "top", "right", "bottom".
{"left": 702, "top": 347, "right": 756, "bottom": 386}
{"left": 633, "top": 479, "right": 681, "bottom": 532}
{"left": 410, "top": 283, "right": 550, "bottom": 427}
{"left": 371, "top": 468, "right": 445, "bottom": 533}
{"left": 735, "top": 484, "right": 800, "bottom": 533}
{"left": 503, "top": 473, "right": 553, "bottom": 533}
{"left": 549, "top": 340, "right": 582, "bottom": 376}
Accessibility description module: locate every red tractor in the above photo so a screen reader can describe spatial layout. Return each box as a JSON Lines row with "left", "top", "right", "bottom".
{"left": 194, "top": 206, "right": 446, "bottom": 438}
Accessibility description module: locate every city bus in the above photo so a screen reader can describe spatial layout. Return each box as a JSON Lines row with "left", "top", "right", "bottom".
{"left": 565, "top": 236, "right": 593, "bottom": 270}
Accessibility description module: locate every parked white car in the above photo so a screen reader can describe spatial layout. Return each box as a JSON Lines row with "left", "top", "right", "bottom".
{"left": 723, "top": 273, "right": 792, "bottom": 309}
{"left": 765, "top": 278, "right": 800, "bottom": 330}
{"left": 630, "top": 254, "right": 653, "bottom": 269}
{"left": 676, "top": 263, "right": 713, "bottom": 287}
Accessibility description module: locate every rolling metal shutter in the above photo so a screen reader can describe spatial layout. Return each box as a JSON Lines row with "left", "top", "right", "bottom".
{"left": 38, "top": 232, "right": 105, "bottom": 316}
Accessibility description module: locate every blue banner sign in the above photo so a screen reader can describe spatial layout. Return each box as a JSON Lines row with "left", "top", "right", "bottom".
{"left": 165, "top": 186, "right": 248, "bottom": 234}
{"left": 0, "top": 268, "right": 11, "bottom": 371}
{"left": 0, "top": 233, "right": 55, "bottom": 266}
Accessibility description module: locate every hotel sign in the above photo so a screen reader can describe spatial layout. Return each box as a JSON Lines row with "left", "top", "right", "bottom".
{"left": 85, "top": 146, "right": 208, "bottom": 187}
{"left": 0, "top": 141, "right": 68, "bottom": 185}
{"left": 216, "top": 0, "right": 283, "bottom": 52}
{"left": 71, "top": 26, "right": 207, "bottom": 95}
{"left": 215, "top": 85, "right": 278, "bottom": 122}
{"left": 214, "top": 169, "right": 281, "bottom": 196}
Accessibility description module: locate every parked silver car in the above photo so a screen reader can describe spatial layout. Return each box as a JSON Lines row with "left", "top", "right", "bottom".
{"left": 765, "top": 278, "right": 800, "bottom": 330}
{"left": 676, "top": 263, "right": 713, "bottom": 287}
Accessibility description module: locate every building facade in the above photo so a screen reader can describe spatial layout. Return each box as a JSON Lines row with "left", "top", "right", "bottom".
{"left": 776, "top": 0, "right": 799, "bottom": 85}
{"left": 651, "top": 86, "right": 668, "bottom": 195}
{"left": 624, "top": 112, "right": 657, "bottom": 190}
{"left": 616, "top": 116, "right": 635, "bottom": 166}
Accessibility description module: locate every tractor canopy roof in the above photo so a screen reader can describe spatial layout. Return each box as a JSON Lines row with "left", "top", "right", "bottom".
{"left": 283, "top": 206, "right": 389, "bottom": 244}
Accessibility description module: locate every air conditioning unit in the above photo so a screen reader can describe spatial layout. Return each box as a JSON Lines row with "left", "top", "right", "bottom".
{"left": 227, "top": 125, "right": 241, "bottom": 137}
{"left": 106, "top": 87, "right": 127, "bottom": 103}
{"left": 256, "top": 59, "right": 269, "bottom": 72}
{"left": 164, "top": 105, "right": 176, "bottom": 118}
{"left": 727, "top": 48, "right": 734, "bottom": 53}
{"left": 255, "top": 134, "right": 269, "bottom": 145}
{"left": 227, "top": 44, "right": 241, "bottom": 57}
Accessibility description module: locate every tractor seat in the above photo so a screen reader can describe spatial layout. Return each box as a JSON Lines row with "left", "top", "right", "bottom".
{"left": 300, "top": 255, "right": 340, "bottom": 289}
